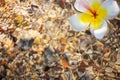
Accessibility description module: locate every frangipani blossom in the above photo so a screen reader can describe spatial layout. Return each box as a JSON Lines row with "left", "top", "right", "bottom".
{"left": 70, "top": 0, "right": 120, "bottom": 39}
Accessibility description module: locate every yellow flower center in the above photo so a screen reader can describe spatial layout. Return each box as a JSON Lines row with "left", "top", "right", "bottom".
{"left": 79, "top": 1, "right": 108, "bottom": 29}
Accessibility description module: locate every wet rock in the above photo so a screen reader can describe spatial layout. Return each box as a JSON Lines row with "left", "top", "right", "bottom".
{"left": 17, "top": 38, "right": 34, "bottom": 50}
{"left": 44, "top": 47, "right": 56, "bottom": 63}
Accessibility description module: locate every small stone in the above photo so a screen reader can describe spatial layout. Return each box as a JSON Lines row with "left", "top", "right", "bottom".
{"left": 48, "top": 10, "right": 57, "bottom": 18}
{"left": 0, "top": 0, "right": 5, "bottom": 7}
{"left": 105, "top": 72, "right": 115, "bottom": 78}
{"left": 116, "top": 59, "right": 120, "bottom": 65}
{"left": 115, "top": 65, "right": 120, "bottom": 72}
{"left": 14, "top": 15, "right": 24, "bottom": 25}
{"left": 105, "top": 67, "right": 113, "bottom": 73}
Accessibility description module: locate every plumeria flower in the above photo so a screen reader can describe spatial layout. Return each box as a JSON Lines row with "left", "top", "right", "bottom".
{"left": 70, "top": 0, "right": 120, "bottom": 39}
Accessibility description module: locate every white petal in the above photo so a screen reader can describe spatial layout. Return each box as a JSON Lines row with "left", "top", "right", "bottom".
{"left": 90, "top": 21, "right": 108, "bottom": 40}
{"left": 74, "top": 0, "right": 89, "bottom": 12}
{"left": 74, "top": 0, "right": 103, "bottom": 12}
{"left": 102, "top": 0, "right": 120, "bottom": 19}
{"left": 87, "top": 0, "right": 103, "bottom": 4}
{"left": 69, "top": 14, "right": 89, "bottom": 32}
